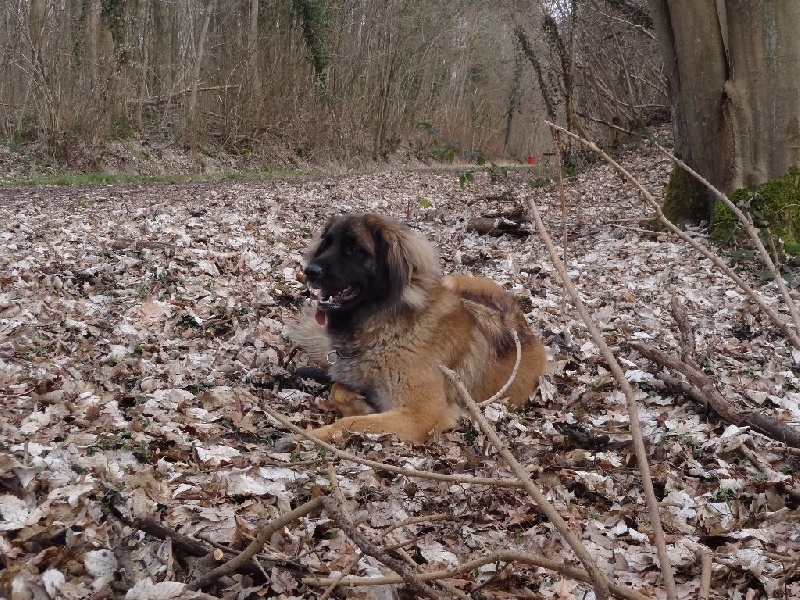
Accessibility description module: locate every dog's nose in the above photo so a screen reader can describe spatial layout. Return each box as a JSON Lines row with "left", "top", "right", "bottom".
{"left": 304, "top": 263, "right": 324, "bottom": 281}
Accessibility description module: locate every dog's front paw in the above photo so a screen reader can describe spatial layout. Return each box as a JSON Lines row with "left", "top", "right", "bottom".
{"left": 308, "top": 424, "right": 336, "bottom": 442}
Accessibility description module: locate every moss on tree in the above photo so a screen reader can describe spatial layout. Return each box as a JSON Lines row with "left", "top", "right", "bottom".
{"left": 662, "top": 165, "right": 713, "bottom": 225}
{"left": 710, "top": 166, "right": 800, "bottom": 258}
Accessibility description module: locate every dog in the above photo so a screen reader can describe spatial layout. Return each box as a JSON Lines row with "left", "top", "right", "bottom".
{"left": 290, "top": 213, "right": 547, "bottom": 444}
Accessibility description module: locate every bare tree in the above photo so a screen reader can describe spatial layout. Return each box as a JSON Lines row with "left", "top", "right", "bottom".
{"left": 511, "top": 0, "right": 665, "bottom": 162}
{"left": 0, "top": 0, "right": 665, "bottom": 166}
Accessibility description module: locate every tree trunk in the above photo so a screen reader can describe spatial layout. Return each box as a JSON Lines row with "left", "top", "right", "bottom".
{"left": 248, "top": 0, "right": 261, "bottom": 110}
{"left": 648, "top": 0, "right": 800, "bottom": 223}
{"left": 185, "top": 0, "right": 216, "bottom": 142}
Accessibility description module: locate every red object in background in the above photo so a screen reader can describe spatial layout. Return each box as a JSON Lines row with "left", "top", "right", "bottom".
{"left": 527, "top": 156, "right": 536, "bottom": 165}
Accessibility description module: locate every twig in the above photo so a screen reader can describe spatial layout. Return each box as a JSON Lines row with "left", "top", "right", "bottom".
{"left": 383, "top": 513, "right": 454, "bottom": 536}
{"left": 321, "top": 497, "right": 446, "bottom": 600}
{"left": 553, "top": 129, "right": 570, "bottom": 316}
{"left": 479, "top": 330, "right": 522, "bottom": 406}
{"left": 439, "top": 365, "right": 612, "bottom": 600}
{"left": 319, "top": 468, "right": 361, "bottom": 600}
{"left": 188, "top": 496, "right": 324, "bottom": 591}
{"left": 739, "top": 445, "right": 789, "bottom": 482}
{"left": 670, "top": 296, "right": 697, "bottom": 362}
{"left": 383, "top": 515, "right": 468, "bottom": 599}
{"left": 304, "top": 550, "right": 651, "bottom": 600}
{"left": 105, "top": 492, "right": 307, "bottom": 582}
{"left": 546, "top": 120, "right": 800, "bottom": 351}
{"left": 529, "top": 190, "right": 677, "bottom": 600}
{"left": 320, "top": 554, "right": 361, "bottom": 600}
{"left": 576, "top": 111, "right": 641, "bottom": 136}
{"left": 655, "top": 143, "right": 800, "bottom": 337}
{"left": 261, "top": 403, "right": 524, "bottom": 488}
{"left": 698, "top": 548, "right": 713, "bottom": 600}
{"left": 326, "top": 465, "right": 351, "bottom": 519}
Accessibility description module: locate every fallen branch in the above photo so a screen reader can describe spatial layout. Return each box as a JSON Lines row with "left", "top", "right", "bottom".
{"left": 304, "top": 551, "right": 651, "bottom": 600}
{"left": 529, "top": 187, "right": 678, "bottom": 600}
{"left": 655, "top": 143, "right": 800, "bottom": 338}
{"left": 105, "top": 491, "right": 307, "bottom": 584}
{"left": 546, "top": 120, "right": 800, "bottom": 351}
{"left": 261, "top": 402, "right": 524, "bottom": 488}
{"left": 439, "top": 365, "right": 613, "bottom": 600}
{"left": 631, "top": 342, "right": 800, "bottom": 448}
{"left": 467, "top": 216, "right": 530, "bottom": 237}
{"left": 188, "top": 496, "right": 324, "bottom": 591}
{"left": 648, "top": 296, "right": 800, "bottom": 448}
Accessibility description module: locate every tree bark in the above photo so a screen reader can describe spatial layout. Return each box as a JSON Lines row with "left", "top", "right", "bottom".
{"left": 648, "top": 1, "right": 800, "bottom": 221}
{"left": 185, "top": 0, "right": 216, "bottom": 140}
{"left": 248, "top": 0, "right": 261, "bottom": 108}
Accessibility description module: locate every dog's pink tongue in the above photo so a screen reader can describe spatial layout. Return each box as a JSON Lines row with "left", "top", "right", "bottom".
{"left": 315, "top": 308, "right": 326, "bottom": 326}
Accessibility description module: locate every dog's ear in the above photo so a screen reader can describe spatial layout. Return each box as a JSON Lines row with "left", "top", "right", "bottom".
{"left": 367, "top": 215, "right": 439, "bottom": 309}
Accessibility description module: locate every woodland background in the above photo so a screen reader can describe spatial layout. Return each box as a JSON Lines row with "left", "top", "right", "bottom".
{"left": 3, "top": 1, "right": 800, "bottom": 600}
{"left": 0, "top": 0, "right": 664, "bottom": 173}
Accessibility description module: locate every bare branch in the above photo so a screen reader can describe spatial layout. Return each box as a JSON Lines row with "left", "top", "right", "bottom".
{"left": 261, "top": 403, "right": 524, "bottom": 488}
{"left": 439, "top": 365, "right": 613, "bottom": 600}
{"left": 546, "top": 120, "right": 800, "bottom": 351}
{"left": 530, "top": 132, "right": 678, "bottom": 599}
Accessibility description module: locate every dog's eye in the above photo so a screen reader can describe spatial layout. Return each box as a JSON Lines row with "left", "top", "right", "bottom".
{"left": 341, "top": 236, "right": 365, "bottom": 256}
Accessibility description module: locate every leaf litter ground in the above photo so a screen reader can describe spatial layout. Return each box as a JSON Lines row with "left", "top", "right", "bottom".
{"left": 1, "top": 138, "right": 799, "bottom": 599}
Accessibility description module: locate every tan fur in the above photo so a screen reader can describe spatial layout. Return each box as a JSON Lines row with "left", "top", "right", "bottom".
{"left": 293, "top": 214, "right": 548, "bottom": 444}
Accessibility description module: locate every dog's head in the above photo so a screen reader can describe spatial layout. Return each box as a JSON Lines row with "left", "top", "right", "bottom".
{"left": 304, "top": 214, "right": 439, "bottom": 327}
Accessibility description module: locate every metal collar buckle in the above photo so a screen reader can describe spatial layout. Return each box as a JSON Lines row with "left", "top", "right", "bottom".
{"left": 326, "top": 349, "right": 357, "bottom": 364}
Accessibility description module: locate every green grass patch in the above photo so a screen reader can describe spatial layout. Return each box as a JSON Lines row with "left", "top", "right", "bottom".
{"left": 0, "top": 168, "right": 320, "bottom": 187}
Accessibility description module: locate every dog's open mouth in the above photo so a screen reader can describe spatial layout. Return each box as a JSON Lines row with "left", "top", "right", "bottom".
{"left": 314, "top": 286, "right": 360, "bottom": 324}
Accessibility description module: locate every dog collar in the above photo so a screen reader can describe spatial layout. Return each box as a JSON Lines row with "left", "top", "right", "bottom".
{"left": 326, "top": 349, "right": 358, "bottom": 364}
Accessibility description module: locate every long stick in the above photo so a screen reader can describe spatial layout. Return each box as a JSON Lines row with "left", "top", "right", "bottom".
{"left": 528, "top": 192, "right": 678, "bottom": 600}
{"left": 546, "top": 120, "right": 800, "bottom": 351}
{"left": 440, "top": 365, "right": 612, "bottom": 600}
{"left": 655, "top": 145, "right": 800, "bottom": 337}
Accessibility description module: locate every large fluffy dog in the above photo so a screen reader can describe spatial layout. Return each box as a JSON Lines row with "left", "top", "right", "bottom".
{"left": 292, "top": 213, "right": 547, "bottom": 443}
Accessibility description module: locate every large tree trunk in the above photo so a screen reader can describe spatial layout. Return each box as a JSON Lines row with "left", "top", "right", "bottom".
{"left": 648, "top": 1, "right": 800, "bottom": 223}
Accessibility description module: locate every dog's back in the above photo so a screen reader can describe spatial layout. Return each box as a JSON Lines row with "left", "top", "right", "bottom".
{"left": 443, "top": 275, "right": 547, "bottom": 406}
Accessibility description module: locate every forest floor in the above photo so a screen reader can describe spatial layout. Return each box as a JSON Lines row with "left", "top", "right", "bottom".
{"left": 1, "top": 133, "right": 799, "bottom": 600}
